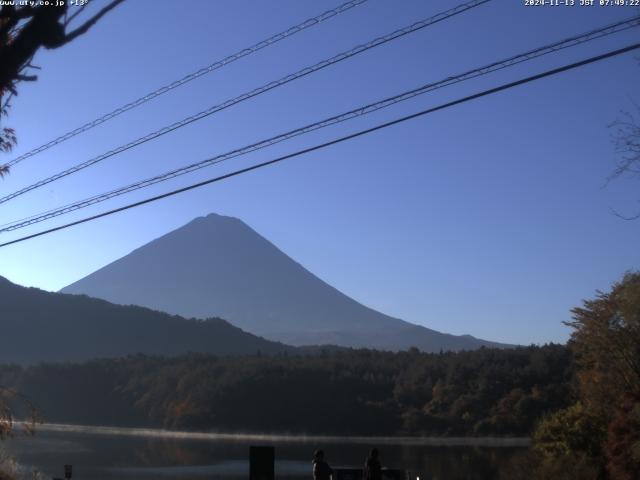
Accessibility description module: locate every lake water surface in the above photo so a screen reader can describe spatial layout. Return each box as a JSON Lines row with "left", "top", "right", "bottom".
{"left": 2, "top": 424, "right": 529, "bottom": 480}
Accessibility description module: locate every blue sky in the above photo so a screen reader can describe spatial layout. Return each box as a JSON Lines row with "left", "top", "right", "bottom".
{"left": 0, "top": 0, "right": 638, "bottom": 345}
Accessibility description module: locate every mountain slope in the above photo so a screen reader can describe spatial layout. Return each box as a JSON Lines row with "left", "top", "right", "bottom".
{"left": 62, "top": 213, "right": 510, "bottom": 351}
{"left": 0, "top": 275, "right": 291, "bottom": 364}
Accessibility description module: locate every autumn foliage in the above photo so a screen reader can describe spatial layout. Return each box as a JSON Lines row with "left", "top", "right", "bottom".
{"left": 532, "top": 272, "right": 640, "bottom": 479}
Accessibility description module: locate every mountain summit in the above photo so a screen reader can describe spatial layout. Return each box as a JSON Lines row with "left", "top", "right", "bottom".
{"left": 62, "top": 213, "right": 509, "bottom": 351}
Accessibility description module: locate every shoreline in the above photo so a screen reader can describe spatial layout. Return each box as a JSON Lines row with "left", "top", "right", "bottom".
{"left": 19, "top": 422, "right": 530, "bottom": 447}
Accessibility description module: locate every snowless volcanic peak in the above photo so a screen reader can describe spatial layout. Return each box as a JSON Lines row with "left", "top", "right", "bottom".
{"left": 62, "top": 213, "right": 511, "bottom": 352}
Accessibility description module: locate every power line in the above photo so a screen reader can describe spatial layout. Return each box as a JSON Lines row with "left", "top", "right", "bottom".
{"left": 1, "top": 42, "right": 638, "bottom": 249}
{"left": 1, "top": 16, "right": 637, "bottom": 233}
{"left": 2, "top": 0, "right": 370, "bottom": 169}
{"left": 0, "top": 0, "right": 491, "bottom": 205}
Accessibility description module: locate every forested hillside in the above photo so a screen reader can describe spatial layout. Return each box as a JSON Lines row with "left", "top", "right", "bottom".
{"left": 0, "top": 276, "right": 291, "bottom": 363}
{"left": 0, "top": 344, "right": 572, "bottom": 436}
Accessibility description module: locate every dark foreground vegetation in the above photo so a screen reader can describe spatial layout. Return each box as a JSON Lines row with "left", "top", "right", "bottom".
{"left": 506, "top": 272, "right": 640, "bottom": 480}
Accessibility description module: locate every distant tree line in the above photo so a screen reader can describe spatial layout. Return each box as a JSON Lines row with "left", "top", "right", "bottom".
{"left": 0, "top": 343, "right": 572, "bottom": 437}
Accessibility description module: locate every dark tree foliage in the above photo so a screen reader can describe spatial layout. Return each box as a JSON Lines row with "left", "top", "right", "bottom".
{"left": 531, "top": 272, "right": 640, "bottom": 479}
{"left": 0, "top": 344, "right": 572, "bottom": 436}
{"left": 0, "top": 1, "right": 125, "bottom": 95}
{"left": 0, "top": 1, "right": 125, "bottom": 174}
{"left": 568, "top": 272, "right": 640, "bottom": 419}
{"left": 605, "top": 393, "right": 640, "bottom": 480}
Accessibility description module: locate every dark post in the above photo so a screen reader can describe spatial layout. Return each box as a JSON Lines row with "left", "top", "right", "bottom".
{"left": 64, "top": 465, "right": 72, "bottom": 479}
{"left": 250, "top": 446, "right": 274, "bottom": 480}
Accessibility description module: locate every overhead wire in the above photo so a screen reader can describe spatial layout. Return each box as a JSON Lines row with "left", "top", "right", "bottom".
{"left": 1, "top": 41, "right": 638, "bottom": 249}
{"left": 0, "top": 0, "right": 491, "bottom": 205}
{"left": 2, "top": 0, "right": 370, "bottom": 168}
{"left": 1, "top": 15, "right": 638, "bottom": 233}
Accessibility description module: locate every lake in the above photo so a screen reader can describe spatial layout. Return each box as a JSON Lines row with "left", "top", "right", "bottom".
{"left": 1, "top": 424, "right": 529, "bottom": 480}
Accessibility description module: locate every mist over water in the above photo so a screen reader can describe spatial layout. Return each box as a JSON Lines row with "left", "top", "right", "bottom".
{"left": 3, "top": 424, "right": 527, "bottom": 480}
{"left": 25, "top": 422, "right": 530, "bottom": 446}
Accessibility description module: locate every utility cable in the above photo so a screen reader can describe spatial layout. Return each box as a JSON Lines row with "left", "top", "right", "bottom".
{"left": 1, "top": 42, "right": 637, "bottom": 249}
{"left": 2, "top": 0, "right": 370, "bottom": 168}
{"left": 0, "top": 0, "right": 491, "bottom": 204}
{"left": 1, "top": 16, "right": 637, "bottom": 233}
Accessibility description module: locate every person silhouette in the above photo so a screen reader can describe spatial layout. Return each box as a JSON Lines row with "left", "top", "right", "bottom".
{"left": 313, "top": 449, "right": 333, "bottom": 480}
{"left": 363, "top": 448, "right": 382, "bottom": 480}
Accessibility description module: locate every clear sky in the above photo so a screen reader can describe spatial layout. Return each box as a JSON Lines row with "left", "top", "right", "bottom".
{"left": 0, "top": 0, "right": 638, "bottom": 345}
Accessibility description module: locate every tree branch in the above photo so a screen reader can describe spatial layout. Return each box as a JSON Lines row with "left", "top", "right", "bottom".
{"left": 64, "top": 4, "right": 88, "bottom": 27}
{"left": 610, "top": 206, "right": 640, "bottom": 221}
{"left": 61, "top": 0, "right": 125, "bottom": 45}
{"left": 15, "top": 74, "right": 37, "bottom": 82}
